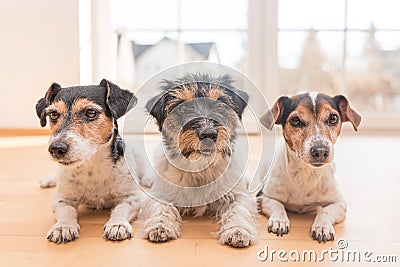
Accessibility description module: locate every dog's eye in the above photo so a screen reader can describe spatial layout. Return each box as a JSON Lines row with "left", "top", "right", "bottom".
{"left": 289, "top": 116, "right": 304, "bottom": 128}
{"left": 49, "top": 111, "right": 59, "bottom": 121}
{"left": 85, "top": 109, "right": 98, "bottom": 119}
{"left": 328, "top": 114, "right": 339, "bottom": 126}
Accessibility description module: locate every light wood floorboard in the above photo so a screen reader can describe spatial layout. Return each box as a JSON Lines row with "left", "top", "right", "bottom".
{"left": 0, "top": 135, "right": 399, "bottom": 266}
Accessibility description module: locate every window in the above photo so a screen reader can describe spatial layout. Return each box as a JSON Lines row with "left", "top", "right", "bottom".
{"left": 278, "top": 0, "right": 400, "bottom": 112}
{"left": 110, "top": 0, "right": 248, "bottom": 89}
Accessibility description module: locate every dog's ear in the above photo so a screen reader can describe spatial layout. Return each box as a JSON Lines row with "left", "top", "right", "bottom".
{"left": 260, "top": 96, "right": 290, "bottom": 130}
{"left": 145, "top": 92, "right": 166, "bottom": 131}
{"left": 333, "top": 95, "right": 362, "bottom": 131}
{"left": 231, "top": 89, "right": 249, "bottom": 119}
{"left": 100, "top": 79, "right": 137, "bottom": 120}
{"left": 35, "top": 83, "right": 61, "bottom": 127}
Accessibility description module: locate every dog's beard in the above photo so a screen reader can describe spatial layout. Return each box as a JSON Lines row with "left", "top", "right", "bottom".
{"left": 160, "top": 130, "right": 233, "bottom": 174}
{"left": 49, "top": 132, "right": 98, "bottom": 167}
{"left": 178, "top": 131, "right": 232, "bottom": 160}
{"left": 293, "top": 147, "right": 334, "bottom": 168}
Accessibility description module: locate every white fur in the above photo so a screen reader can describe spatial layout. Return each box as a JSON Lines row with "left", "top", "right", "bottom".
{"left": 48, "top": 132, "right": 97, "bottom": 165}
{"left": 140, "top": 139, "right": 258, "bottom": 248}
{"left": 308, "top": 91, "right": 319, "bottom": 114}
{"left": 39, "top": 176, "right": 57, "bottom": 188}
{"left": 258, "top": 140, "right": 346, "bottom": 241}
{"left": 45, "top": 137, "right": 144, "bottom": 243}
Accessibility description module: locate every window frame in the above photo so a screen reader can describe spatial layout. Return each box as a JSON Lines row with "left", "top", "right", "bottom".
{"left": 86, "top": 0, "right": 400, "bottom": 133}
{"left": 248, "top": 0, "right": 400, "bottom": 132}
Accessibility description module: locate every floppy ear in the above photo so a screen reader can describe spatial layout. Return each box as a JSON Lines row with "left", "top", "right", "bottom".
{"left": 333, "top": 95, "right": 362, "bottom": 131}
{"left": 35, "top": 82, "right": 61, "bottom": 127}
{"left": 100, "top": 79, "right": 137, "bottom": 120}
{"left": 145, "top": 92, "right": 166, "bottom": 132}
{"left": 231, "top": 89, "right": 249, "bottom": 119}
{"left": 260, "top": 96, "right": 289, "bottom": 130}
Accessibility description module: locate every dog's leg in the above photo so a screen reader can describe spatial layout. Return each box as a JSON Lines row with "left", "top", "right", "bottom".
{"left": 311, "top": 201, "right": 346, "bottom": 243}
{"left": 103, "top": 195, "right": 141, "bottom": 241}
{"left": 217, "top": 195, "right": 258, "bottom": 248}
{"left": 47, "top": 200, "right": 80, "bottom": 243}
{"left": 258, "top": 194, "right": 290, "bottom": 236}
{"left": 141, "top": 198, "right": 182, "bottom": 242}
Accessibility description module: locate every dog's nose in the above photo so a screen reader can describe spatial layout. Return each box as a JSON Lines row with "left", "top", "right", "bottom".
{"left": 48, "top": 143, "right": 69, "bottom": 159}
{"left": 310, "top": 145, "right": 329, "bottom": 161}
{"left": 198, "top": 129, "right": 218, "bottom": 141}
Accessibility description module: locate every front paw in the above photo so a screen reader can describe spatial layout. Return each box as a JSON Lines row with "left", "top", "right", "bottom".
{"left": 39, "top": 176, "right": 56, "bottom": 188}
{"left": 267, "top": 215, "right": 290, "bottom": 236}
{"left": 144, "top": 221, "right": 182, "bottom": 242}
{"left": 103, "top": 220, "right": 133, "bottom": 241}
{"left": 311, "top": 221, "right": 335, "bottom": 243}
{"left": 47, "top": 222, "right": 80, "bottom": 243}
{"left": 139, "top": 176, "right": 154, "bottom": 188}
{"left": 219, "top": 227, "right": 256, "bottom": 248}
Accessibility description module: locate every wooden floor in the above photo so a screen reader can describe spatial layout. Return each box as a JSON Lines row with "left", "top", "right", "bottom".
{"left": 0, "top": 134, "right": 399, "bottom": 267}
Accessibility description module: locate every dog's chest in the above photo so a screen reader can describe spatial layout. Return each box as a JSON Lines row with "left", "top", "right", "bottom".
{"left": 58, "top": 158, "right": 134, "bottom": 209}
{"left": 283, "top": 166, "right": 338, "bottom": 212}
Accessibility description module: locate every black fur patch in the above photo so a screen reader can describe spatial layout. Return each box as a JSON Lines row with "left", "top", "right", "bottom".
{"left": 278, "top": 93, "right": 313, "bottom": 127}
{"left": 35, "top": 80, "right": 137, "bottom": 127}
{"left": 146, "top": 73, "right": 249, "bottom": 131}
{"left": 100, "top": 79, "right": 137, "bottom": 120}
{"left": 110, "top": 128, "right": 125, "bottom": 163}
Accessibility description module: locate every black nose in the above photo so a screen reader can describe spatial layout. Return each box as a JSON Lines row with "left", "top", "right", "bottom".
{"left": 310, "top": 145, "right": 329, "bottom": 161}
{"left": 198, "top": 129, "right": 218, "bottom": 141}
{"left": 48, "top": 143, "right": 69, "bottom": 159}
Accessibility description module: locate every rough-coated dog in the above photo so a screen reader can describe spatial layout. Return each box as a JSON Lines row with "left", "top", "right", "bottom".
{"left": 36, "top": 79, "right": 144, "bottom": 243}
{"left": 140, "top": 73, "right": 258, "bottom": 248}
{"left": 257, "top": 92, "right": 361, "bottom": 242}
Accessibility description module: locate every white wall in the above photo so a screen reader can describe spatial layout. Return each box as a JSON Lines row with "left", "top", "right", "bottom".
{"left": 0, "top": 0, "right": 80, "bottom": 129}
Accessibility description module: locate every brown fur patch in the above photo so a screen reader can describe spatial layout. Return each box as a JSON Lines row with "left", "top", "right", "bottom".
{"left": 53, "top": 101, "right": 67, "bottom": 114}
{"left": 178, "top": 129, "right": 201, "bottom": 155}
{"left": 283, "top": 105, "right": 315, "bottom": 152}
{"left": 71, "top": 99, "right": 98, "bottom": 114}
{"left": 177, "top": 126, "right": 231, "bottom": 157}
{"left": 173, "top": 84, "right": 196, "bottom": 101}
{"left": 47, "top": 101, "right": 67, "bottom": 133}
{"left": 69, "top": 99, "right": 113, "bottom": 144}
{"left": 208, "top": 87, "right": 224, "bottom": 100}
{"left": 215, "top": 126, "right": 230, "bottom": 151}
{"left": 317, "top": 102, "right": 342, "bottom": 141}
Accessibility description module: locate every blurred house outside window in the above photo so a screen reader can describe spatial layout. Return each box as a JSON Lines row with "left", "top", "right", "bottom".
{"left": 106, "top": 0, "right": 400, "bottom": 117}
{"left": 110, "top": 0, "right": 248, "bottom": 89}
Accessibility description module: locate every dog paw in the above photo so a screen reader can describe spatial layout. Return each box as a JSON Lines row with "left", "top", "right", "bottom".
{"left": 39, "top": 176, "right": 56, "bottom": 188}
{"left": 267, "top": 215, "right": 290, "bottom": 236}
{"left": 145, "top": 222, "right": 181, "bottom": 242}
{"left": 47, "top": 222, "right": 80, "bottom": 243}
{"left": 103, "top": 220, "right": 133, "bottom": 241}
{"left": 311, "top": 222, "right": 335, "bottom": 243}
{"left": 219, "top": 227, "right": 255, "bottom": 248}
{"left": 139, "top": 176, "right": 154, "bottom": 188}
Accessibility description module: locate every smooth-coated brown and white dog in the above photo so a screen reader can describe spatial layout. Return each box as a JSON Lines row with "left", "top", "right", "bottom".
{"left": 140, "top": 73, "right": 258, "bottom": 248}
{"left": 36, "top": 80, "right": 144, "bottom": 243}
{"left": 257, "top": 92, "right": 361, "bottom": 242}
